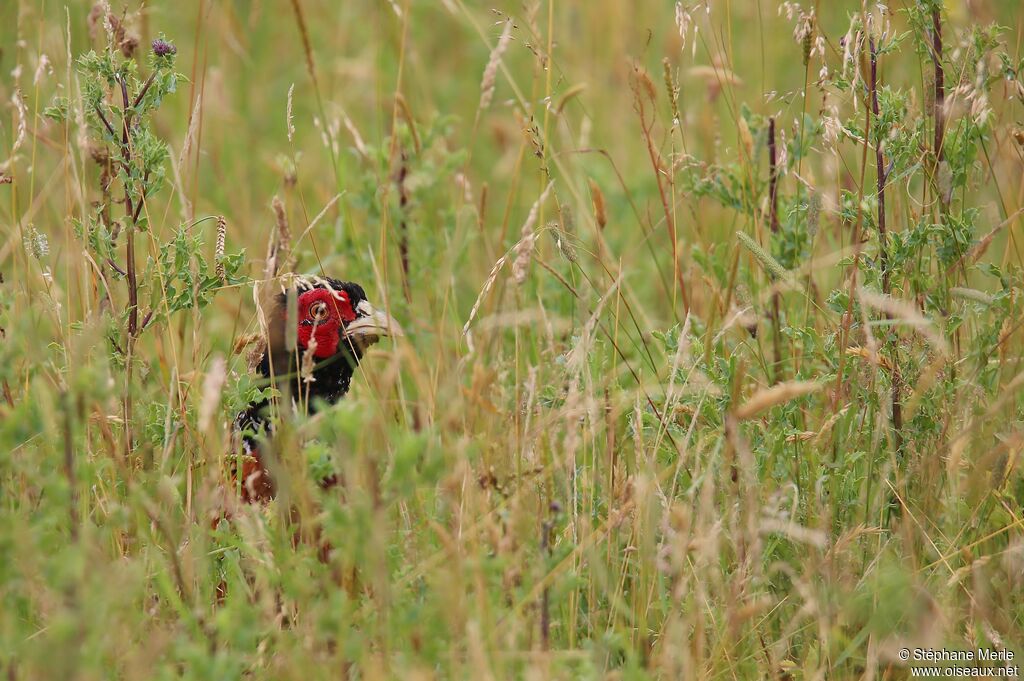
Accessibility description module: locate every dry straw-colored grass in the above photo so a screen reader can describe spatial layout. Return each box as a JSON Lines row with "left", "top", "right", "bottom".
{"left": 1, "top": 1, "right": 1023, "bottom": 679}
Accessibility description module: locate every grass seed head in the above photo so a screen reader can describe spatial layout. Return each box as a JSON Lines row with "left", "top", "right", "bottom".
{"left": 737, "top": 231, "right": 791, "bottom": 282}
{"left": 215, "top": 216, "right": 227, "bottom": 284}
{"left": 734, "top": 381, "right": 822, "bottom": 420}
{"left": 198, "top": 355, "right": 227, "bottom": 432}
{"left": 479, "top": 20, "right": 513, "bottom": 112}
{"left": 588, "top": 178, "right": 607, "bottom": 230}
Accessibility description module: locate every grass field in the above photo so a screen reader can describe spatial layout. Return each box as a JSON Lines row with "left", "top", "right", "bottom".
{"left": 2, "top": 0, "right": 1024, "bottom": 678}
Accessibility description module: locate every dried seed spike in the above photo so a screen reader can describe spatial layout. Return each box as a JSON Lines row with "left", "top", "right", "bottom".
{"left": 738, "top": 116, "right": 754, "bottom": 160}
{"left": 555, "top": 203, "right": 578, "bottom": 263}
{"left": 588, "top": 178, "right": 607, "bottom": 230}
{"left": 554, "top": 83, "right": 586, "bottom": 115}
{"left": 735, "top": 381, "right": 822, "bottom": 420}
{"left": 233, "top": 333, "right": 262, "bottom": 356}
{"left": 737, "top": 231, "right": 790, "bottom": 282}
{"left": 662, "top": 59, "right": 679, "bottom": 122}
{"left": 512, "top": 181, "right": 554, "bottom": 286}
{"left": 267, "top": 196, "right": 292, "bottom": 279}
{"left": 285, "top": 285, "right": 298, "bottom": 353}
{"left": 950, "top": 284, "right": 991, "bottom": 303}
{"left": 634, "top": 65, "right": 657, "bottom": 102}
{"left": 479, "top": 20, "right": 513, "bottom": 112}
{"left": 550, "top": 222, "right": 577, "bottom": 264}
{"left": 286, "top": 84, "right": 296, "bottom": 142}
{"left": 807, "top": 190, "right": 821, "bottom": 238}
{"left": 856, "top": 288, "right": 950, "bottom": 356}
{"left": 937, "top": 160, "right": 953, "bottom": 206}
{"left": 463, "top": 253, "right": 508, "bottom": 337}
{"left": 300, "top": 336, "right": 318, "bottom": 384}
{"left": 215, "top": 216, "right": 227, "bottom": 284}
{"left": 341, "top": 110, "right": 369, "bottom": 159}
{"left": 198, "top": 355, "right": 227, "bottom": 432}
{"left": 0, "top": 89, "right": 27, "bottom": 174}
{"left": 272, "top": 196, "right": 291, "bottom": 251}
{"left": 559, "top": 203, "right": 575, "bottom": 235}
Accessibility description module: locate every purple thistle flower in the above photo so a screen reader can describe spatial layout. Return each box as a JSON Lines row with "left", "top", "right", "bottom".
{"left": 152, "top": 39, "right": 176, "bottom": 57}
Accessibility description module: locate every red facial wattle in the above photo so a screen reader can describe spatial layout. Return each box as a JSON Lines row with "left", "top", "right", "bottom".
{"left": 295, "top": 288, "right": 357, "bottom": 359}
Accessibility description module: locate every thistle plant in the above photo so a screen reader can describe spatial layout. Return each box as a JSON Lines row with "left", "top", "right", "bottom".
{"left": 78, "top": 36, "right": 180, "bottom": 340}
{"left": 75, "top": 35, "right": 244, "bottom": 455}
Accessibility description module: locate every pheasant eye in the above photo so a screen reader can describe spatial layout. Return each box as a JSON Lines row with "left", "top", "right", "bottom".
{"left": 309, "top": 301, "right": 330, "bottom": 321}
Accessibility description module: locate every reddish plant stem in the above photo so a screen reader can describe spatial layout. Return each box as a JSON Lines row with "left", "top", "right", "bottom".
{"left": 869, "top": 41, "right": 889, "bottom": 296}
{"left": 117, "top": 76, "right": 139, "bottom": 339}
{"left": 133, "top": 71, "right": 157, "bottom": 109}
{"left": 540, "top": 517, "right": 552, "bottom": 651}
{"left": 768, "top": 118, "right": 780, "bottom": 234}
{"left": 870, "top": 38, "right": 903, "bottom": 453}
{"left": 931, "top": 8, "right": 945, "bottom": 164}
{"left": 395, "top": 150, "right": 411, "bottom": 303}
{"left": 114, "top": 74, "right": 141, "bottom": 460}
{"left": 833, "top": 33, "right": 875, "bottom": 414}
{"left": 767, "top": 118, "right": 783, "bottom": 383}
{"left": 63, "top": 393, "right": 79, "bottom": 543}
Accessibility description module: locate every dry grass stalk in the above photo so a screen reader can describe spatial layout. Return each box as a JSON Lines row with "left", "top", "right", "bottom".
{"left": 33, "top": 54, "right": 53, "bottom": 86}
{"left": 511, "top": 181, "right": 553, "bottom": 286}
{"left": 264, "top": 196, "right": 293, "bottom": 282}
{"left": 713, "top": 303, "right": 758, "bottom": 344}
{"left": 566, "top": 276, "right": 621, "bottom": 377}
{"left": 395, "top": 93, "right": 421, "bottom": 153}
{"left": 300, "top": 335, "right": 318, "bottom": 384}
{"left": 734, "top": 381, "right": 822, "bottom": 420}
{"left": 738, "top": 116, "right": 754, "bottom": 161}
{"left": 687, "top": 62, "right": 742, "bottom": 100}
{"left": 663, "top": 59, "right": 681, "bottom": 127}
{"left": 0, "top": 89, "right": 27, "bottom": 174}
{"left": 903, "top": 354, "right": 947, "bottom": 423}
{"left": 588, "top": 178, "right": 607, "bottom": 230}
{"left": 272, "top": 198, "right": 291, "bottom": 257}
{"left": 846, "top": 346, "right": 893, "bottom": 372}
{"left": 857, "top": 288, "right": 949, "bottom": 356}
{"left": 341, "top": 109, "right": 369, "bottom": 159}
{"left": 198, "top": 355, "right": 227, "bottom": 432}
{"left": 289, "top": 0, "right": 319, "bottom": 88}
{"left": 233, "top": 333, "right": 262, "bottom": 356}
{"left": 294, "top": 193, "right": 342, "bottom": 246}
{"left": 551, "top": 204, "right": 577, "bottom": 263}
{"left": 87, "top": 1, "right": 113, "bottom": 39}
{"left": 87, "top": 2, "right": 138, "bottom": 56}
{"left": 632, "top": 62, "right": 689, "bottom": 310}
{"left": 949, "top": 207, "right": 1024, "bottom": 273}
{"left": 758, "top": 518, "right": 827, "bottom": 548}
{"left": 554, "top": 83, "right": 586, "bottom": 115}
{"left": 177, "top": 93, "right": 204, "bottom": 172}
{"left": 478, "top": 20, "right": 513, "bottom": 112}
{"left": 949, "top": 287, "right": 993, "bottom": 305}
{"left": 245, "top": 339, "right": 267, "bottom": 373}
{"left": 462, "top": 254, "right": 509, "bottom": 339}
{"left": 286, "top": 84, "right": 296, "bottom": 142}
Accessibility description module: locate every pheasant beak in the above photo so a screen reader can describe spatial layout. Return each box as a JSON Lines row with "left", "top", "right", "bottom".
{"left": 343, "top": 301, "right": 403, "bottom": 351}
